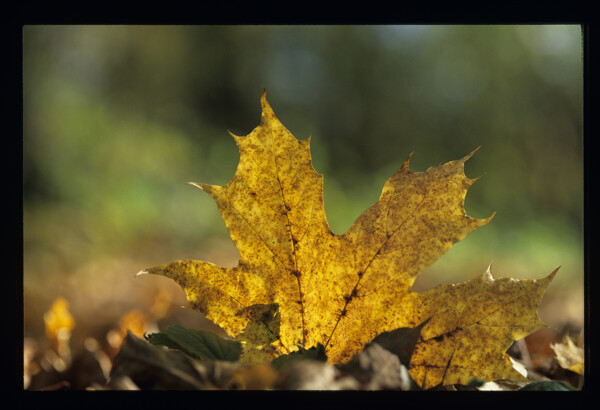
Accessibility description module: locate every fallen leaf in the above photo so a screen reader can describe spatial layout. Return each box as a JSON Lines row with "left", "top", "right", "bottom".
{"left": 110, "top": 331, "right": 208, "bottom": 389}
{"left": 44, "top": 297, "right": 75, "bottom": 346}
{"left": 65, "top": 347, "right": 108, "bottom": 390}
{"left": 476, "top": 380, "right": 526, "bottom": 391}
{"left": 518, "top": 380, "right": 577, "bottom": 391}
{"left": 43, "top": 297, "right": 75, "bottom": 366}
{"left": 275, "top": 360, "right": 357, "bottom": 390}
{"left": 118, "top": 308, "right": 149, "bottom": 339}
{"left": 105, "top": 308, "right": 151, "bottom": 354}
{"left": 141, "top": 92, "right": 556, "bottom": 388}
{"left": 145, "top": 324, "right": 242, "bottom": 362}
{"left": 338, "top": 343, "right": 413, "bottom": 390}
{"left": 551, "top": 334, "right": 584, "bottom": 375}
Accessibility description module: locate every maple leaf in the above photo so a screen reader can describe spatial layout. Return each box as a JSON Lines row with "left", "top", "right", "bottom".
{"left": 139, "top": 92, "right": 556, "bottom": 388}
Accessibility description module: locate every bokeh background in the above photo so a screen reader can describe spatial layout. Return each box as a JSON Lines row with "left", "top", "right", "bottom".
{"left": 23, "top": 25, "right": 583, "bottom": 358}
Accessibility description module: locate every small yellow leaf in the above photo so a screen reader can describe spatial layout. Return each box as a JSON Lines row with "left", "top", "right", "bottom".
{"left": 44, "top": 297, "right": 75, "bottom": 343}
{"left": 119, "top": 309, "right": 149, "bottom": 339}
{"left": 551, "top": 334, "right": 584, "bottom": 375}
{"left": 141, "top": 92, "right": 556, "bottom": 388}
{"left": 106, "top": 308, "right": 151, "bottom": 352}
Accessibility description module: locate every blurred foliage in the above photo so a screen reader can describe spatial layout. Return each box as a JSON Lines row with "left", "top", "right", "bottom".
{"left": 23, "top": 25, "right": 583, "bottom": 344}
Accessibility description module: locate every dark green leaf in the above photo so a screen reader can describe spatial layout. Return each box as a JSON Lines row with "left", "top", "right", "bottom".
{"left": 518, "top": 380, "right": 577, "bottom": 391}
{"left": 145, "top": 325, "right": 242, "bottom": 362}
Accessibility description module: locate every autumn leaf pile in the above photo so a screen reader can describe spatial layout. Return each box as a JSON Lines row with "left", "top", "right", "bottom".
{"left": 138, "top": 92, "right": 560, "bottom": 389}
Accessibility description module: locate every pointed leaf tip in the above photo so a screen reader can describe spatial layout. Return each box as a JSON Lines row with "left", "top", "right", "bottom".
{"left": 228, "top": 129, "right": 241, "bottom": 139}
{"left": 461, "top": 146, "right": 481, "bottom": 162}
{"left": 260, "top": 89, "right": 269, "bottom": 108}
{"left": 545, "top": 266, "right": 560, "bottom": 282}
{"left": 401, "top": 152, "right": 414, "bottom": 170}
{"left": 260, "top": 91, "right": 277, "bottom": 122}
{"left": 484, "top": 211, "right": 496, "bottom": 224}
{"left": 482, "top": 265, "right": 494, "bottom": 281}
{"left": 188, "top": 182, "right": 204, "bottom": 190}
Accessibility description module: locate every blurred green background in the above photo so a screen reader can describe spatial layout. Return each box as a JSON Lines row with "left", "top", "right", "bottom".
{"left": 23, "top": 25, "right": 583, "bottom": 343}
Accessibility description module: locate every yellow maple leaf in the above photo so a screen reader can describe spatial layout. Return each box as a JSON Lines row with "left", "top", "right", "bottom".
{"left": 140, "top": 92, "right": 556, "bottom": 388}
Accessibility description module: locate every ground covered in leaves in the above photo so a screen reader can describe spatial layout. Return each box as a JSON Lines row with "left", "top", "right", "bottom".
{"left": 24, "top": 295, "right": 583, "bottom": 391}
